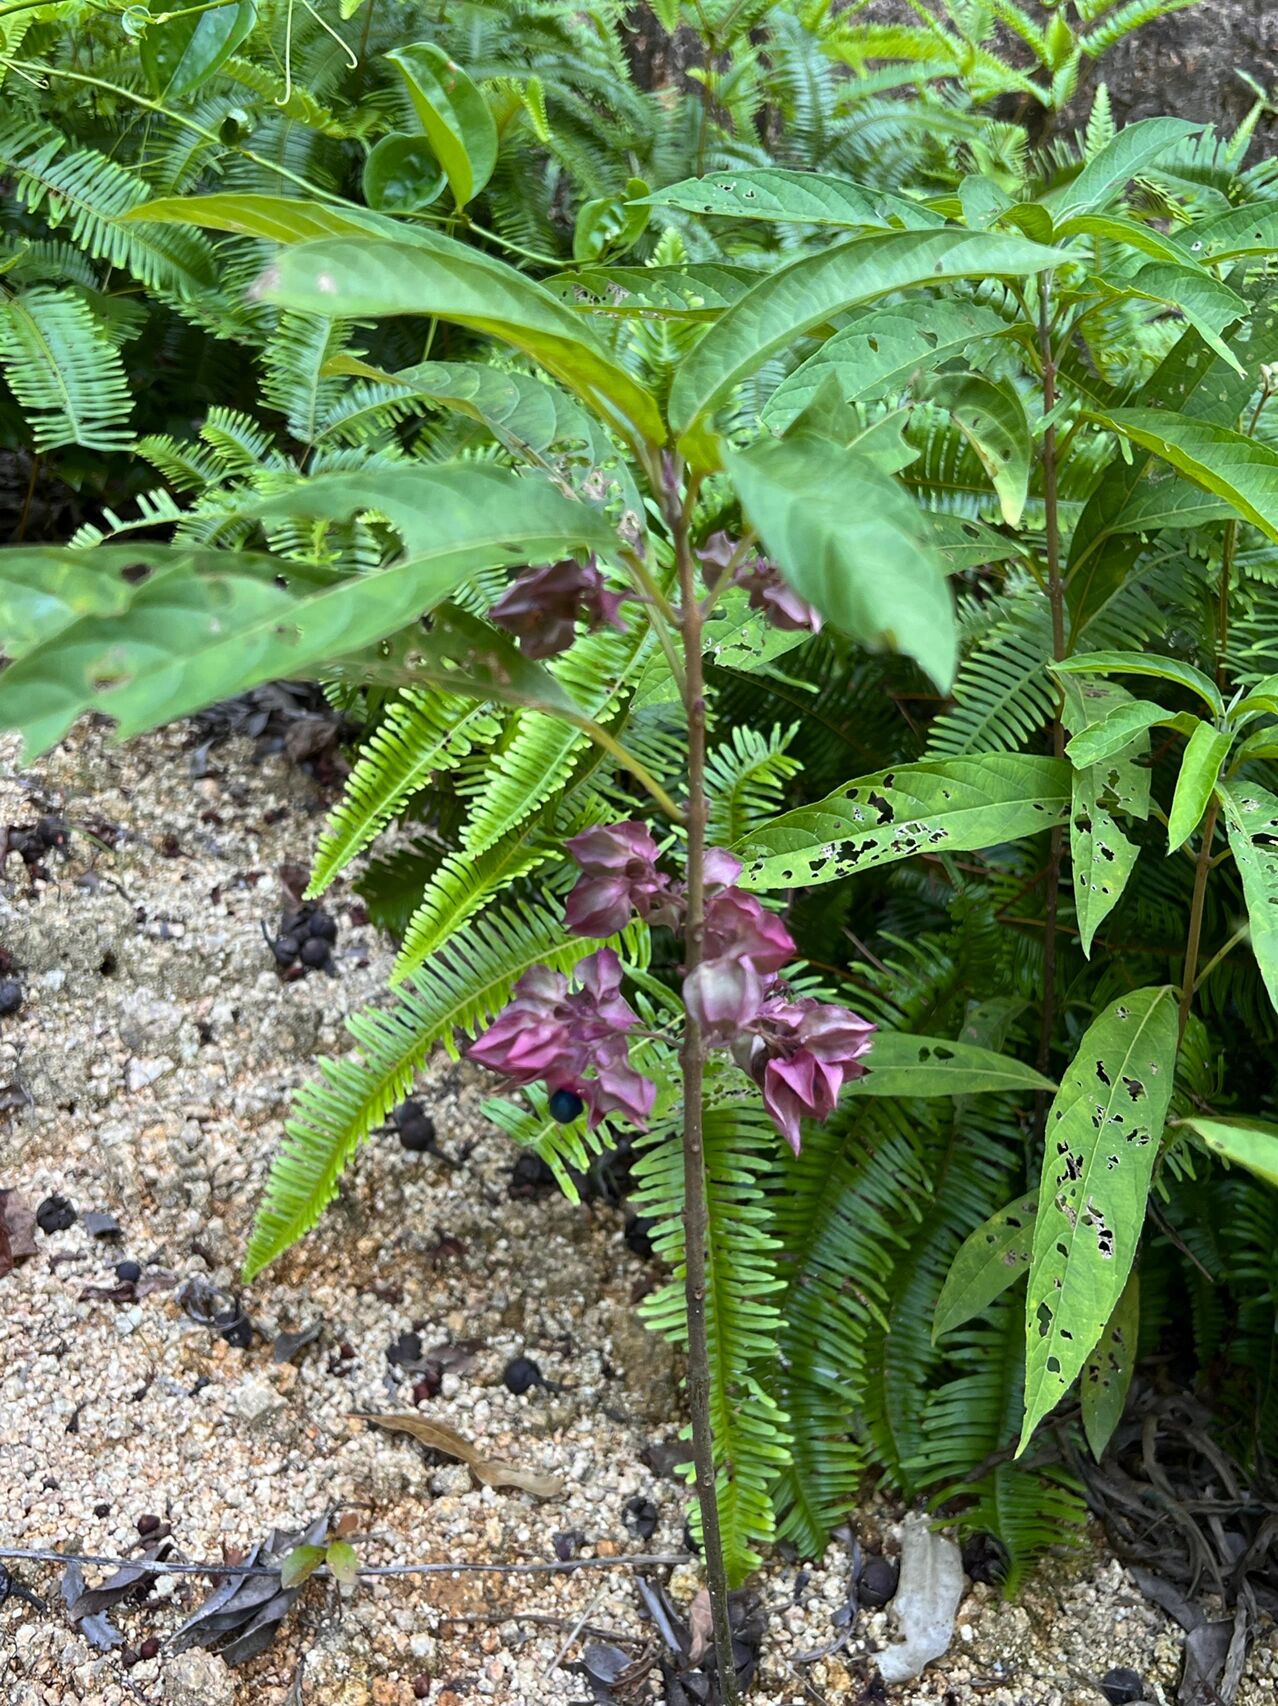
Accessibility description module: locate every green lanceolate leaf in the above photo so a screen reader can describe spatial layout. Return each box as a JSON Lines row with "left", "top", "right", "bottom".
{"left": 1065, "top": 700, "right": 1191, "bottom": 768}
{"left": 668, "top": 229, "right": 1066, "bottom": 454}
{"left": 760, "top": 300, "right": 1011, "bottom": 435}
{"left": 850, "top": 1034, "right": 1055, "bottom": 1098}
{"left": 1094, "top": 264, "right": 1246, "bottom": 375}
{"left": 386, "top": 43, "right": 497, "bottom": 208}
{"left": 933, "top": 1191, "right": 1038, "bottom": 1342}
{"left": 0, "top": 543, "right": 182, "bottom": 660}
{"left": 1080, "top": 1267, "right": 1139, "bottom": 1460}
{"left": 279, "top": 1544, "right": 326, "bottom": 1589}
{"left": 1020, "top": 986, "right": 1178, "bottom": 1451}
{"left": 734, "top": 754, "right": 1070, "bottom": 890}
{"left": 140, "top": 0, "right": 256, "bottom": 98}
{"left": 1097, "top": 411, "right": 1278, "bottom": 545}
{"left": 1174, "top": 201, "right": 1278, "bottom": 264}
{"left": 638, "top": 169, "right": 944, "bottom": 231}
{"left": 1054, "top": 212, "right": 1194, "bottom": 264}
{"left": 0, "top": 469, "right": 609, "bottom": 758}
{"left": 1059, "top": 677, "right": 1151, "bottom": 957}
{"left": 1166, "top": 721, "right": 1231, "bottom": 852}
{"left": 127, "top": 193, "right": 402, "bottom": 244}
{"left": 1174, "top": 1114, "right": 1278, "bottom": 1189}
{"left": 1042, "top": 117, "right": 1205, "bottom": 222}
{"left": 1218, "top": 780, "right": 1278, "bottom": 1016}
{"left": 1053, "top": 650, "right": 1224, "bottom": 716}
{"left": 724, "top": 434, "right": 956, "bottom": 691}
{"left": 924, "top": 371, "right": 1032, "bottom": 526}
{"left": 257, "top": 236, "right": 664, "bottom": 446}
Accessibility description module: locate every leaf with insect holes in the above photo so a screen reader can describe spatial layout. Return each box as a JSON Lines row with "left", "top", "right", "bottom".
{"left": 1053, "top": 650, "right": 1223, "bottom": 716}
{"left": 356, "top": 1412, "right": 563, "bottom": 1497}
{"left": 1059, "top": 676, "right": 1151, "bottom": 957}
{"left": 848, "top": 1034, "right": 1054, "bottom": 1099}
{"left": 934, "top": 1191, "right": 1038, "bottom": 1342}
{"left": 637, "top": 168, "right": 945, "bottom": 231}
{"left": 1080, "top": 1267, "right": 1139, "bottom": 1460}
{"left": 734, "top": 754, "right": 1070, "bottom": 891}
{"left": 1020, "top": 986, "right": 1177, "bottom": 1452}
{"left": 1217, "top": 780, "right": 1278, "bottom": 1016}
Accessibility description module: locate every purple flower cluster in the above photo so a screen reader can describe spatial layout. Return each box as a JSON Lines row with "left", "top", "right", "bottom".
{"left": 469, "top": 823, "right": 872, "bottom": 1150}
{"left": 488, "top": 557, "right": 627, "bottom": 659}
{"left": 467, "top": 947, "right": 654, "bottom": 1130}
{"left": 697, "top": 532, "right": 823, "bottom": 634}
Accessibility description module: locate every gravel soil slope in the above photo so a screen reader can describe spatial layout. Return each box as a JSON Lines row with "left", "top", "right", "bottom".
{"left": 0, "top": 722, "right": 1274, "bottom": 1706}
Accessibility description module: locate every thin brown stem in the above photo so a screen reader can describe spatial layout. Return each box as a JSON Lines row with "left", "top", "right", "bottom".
{"left": 1179, "top": 798, "right": 1219, "bottom": 1038}
{"left": 672, "top": 477, "right": 739, "bottom": 1706}
{"left": 1036, "top": 278, "right": 1067, "bottom": 1102}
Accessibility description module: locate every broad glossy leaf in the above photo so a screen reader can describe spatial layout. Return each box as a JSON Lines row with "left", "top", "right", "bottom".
{"left": 1095, "top": 264, "right": 1246, "bottom": 374}
{"left": 1175, "top": 1114, "right": 1278, "bottom": 1189}
{"left": 1098, "top": 410, "right": 1278, "bottom": 545}
{"left": 552, "top": 264, "right": 758, "bottom": 318}
{"left": 849, "top": 1034, "right": 1054, "bottom": 1098}
{"left": 639, "top": 169, "right": 944, "bottom": 230}
{"left": 760, "top": 300, "right": 1011, "bottom": 434}
{"left": 1080, "top": 1268, "right": 1139, "bottom": 1460}
{"left": 1055, "top": 212, "right": 1194, "bottom": 264}
{"left": 1218, "top": 780, "right": 1278, "bottom": 1015}
{"left": 0, "top": 468, "right": 610, "bottom": 758}
{"left": 362, "top": 134, "right": 446, "bottom": 213}
{"left": 925, "top": 371, "right": 1032, "bottom": 526}
{"left": 279, "top": 1545, "right": 326, "bottom": 1589}
{"left": 1166, "top": 721, "right": 1231, "bottom": 851}
{"left": 1020, "top": 985, "right": 1178, "bottom": 1450}
{"left": 573, "top": 179, "right": 650, "bottom": 261}
{"left": 325, "top": 1540, "right": 360, "bottom": 1588}
{"left": 140, "top": 0, "right": 256, "bottom": 97}
{"left": 1059, "top": 677, "right": 1151, "bottom": 957}
{"left": 386, "top": 44, "right": 497, "bottom": 208}
{"left": 922, "top": 511, "right": 1028, "bottom": 571}
{"left": 1174, "top": 202, "right": 1278, "bottom": 264}
{"left": 1228, "top": 671, "right": 1278, "bottom": 726}
{"left": 258, "top": 236, "right": 665, "bottom": 446}
{"left": 1043, "top": 117, "right": 1204, "bottom": 222}
{"left": 933, "top": 1191, "right": 1037, "bottom": 1342}
{"left": 725, "top": 434, "right": 956, "bottom": 690}
{"left": 669, "top": 229, "right": 1066, "bottom": 453}
{"left": 734, "top": 754, "right": 1070, "bottom": 890}
{"left": 0, "top": 544, "right": 215, "bottom": 659}
{"left": 1109, "top": 477, "right": 1231, "bottom": 534}
{"left": 1053, "top": 650, "right": 1223, "bottom": 716}
{"left": 128, "top": 193, "right": 403, "bottom": 244}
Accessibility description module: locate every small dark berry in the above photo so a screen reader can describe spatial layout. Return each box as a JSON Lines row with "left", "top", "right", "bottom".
{"left": 93, "top": 1502, "right": 111, "bottom": 1517}
{"left": 136, "top": 1514, "right": 161, "bottom": 1537}
{"left": 339, "top": 1342, "right": 355, "bottom": 1360}
{"left": 412, "top": 1369, "right": 442, "bottom": 1403}
{"left": 299, "top": 935, "right": 331, "bottom": 969}
{"left": 138, "top": 1637, "right": 160, "bottom": 1661}
{"left": 622, "top": 1496, "right": 659, "bottom": 1540}
{"left": 35, "top": 1195, "right": 76, "bottom": 1235}
{"left": 0, "top": 980, "right": 23, "bottom": 1017}
{"left": 548, "top": 1088, "right": 584, "bottom": 1124}
{"left": 412, "top": 1677, "right": 432, "bottom": 1701}
{"left": 553, "top": 1530, "right": 584, "bottom": 1562}
{"left": 502, "top": 1355, "right": 543, "bottom": 1396}
{"left": 857, "top": 1552, "right": 899, "bottom": 1610}
{"left": 271, "top": 934, "right": 300, "bottom": 966}
{"left": 307, "top": 911, "right": 337, "bottom": 942}
{"left": 114, "top": 1260, "right": 142, "bottom": 1284}
{"left": 509, "top": 1152, "right": 556, "bottom": 1196}
{"left": 121, "top": 1649, "right": 140, "bottom": 1669}
{"left": 1100, "top": 1669, "right": 1147, "bottom": 1706}
{"left": 624, "top": 1215, "right": 655, "bottom": 1260}
{"left": 398, "top": 1113, "right": 437, "bottom": 1154}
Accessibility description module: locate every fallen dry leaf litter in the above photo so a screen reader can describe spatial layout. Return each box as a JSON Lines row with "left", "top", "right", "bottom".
{"left": 0, "top": 722, "right": 1275, "bottom": 1705}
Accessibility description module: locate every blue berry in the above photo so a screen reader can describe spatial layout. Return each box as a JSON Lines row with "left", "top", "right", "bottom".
{"left": 548, "top": 1088, "right": 584, "bottom": 1124}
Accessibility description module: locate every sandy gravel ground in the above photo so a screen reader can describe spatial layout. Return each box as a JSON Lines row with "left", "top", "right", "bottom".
{"left": 0, "top": 722, "right": 1274, "bottom": 1706}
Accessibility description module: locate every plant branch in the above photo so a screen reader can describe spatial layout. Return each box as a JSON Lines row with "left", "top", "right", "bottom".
{"left": 1179, "top": 797, "right": 1220, "bottom": 1037}
{"left": 1036, "top": 276, "right": 1067, "bottom": 1106}
{"left": 0, "top": 1546, "right": 691, "bottom": 1580}
{"left": 672, "top": 470, "right": 740, "bottom": 1706}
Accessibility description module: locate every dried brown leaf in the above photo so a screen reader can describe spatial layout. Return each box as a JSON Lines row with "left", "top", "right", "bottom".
{"left": 687, "top": 1588, "right": 714, "bottom": 1667}
{"left": 355, "top": 1412, "right": 563, "bottom": 1498}
{"left": 0, "top": 1189, "right": 38, "bottom": 1274}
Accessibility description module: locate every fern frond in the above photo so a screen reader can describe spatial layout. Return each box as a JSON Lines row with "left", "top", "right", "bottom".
{"left": 244, "top": 901, "right": 649, "bottom": 1278}
{"left": 0, "top": 286, "right": 133, "bottom": 451}
{"left": 705, "top": 722, "right": 802, "bottom": 847}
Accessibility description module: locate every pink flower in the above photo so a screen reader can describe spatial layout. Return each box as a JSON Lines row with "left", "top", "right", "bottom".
{"left": 737, "top": 994, "right": 875, "bottom": 1153}
{"left": 683, "top": 955, "right": 766, "bottom": 1039}
{"left": 696, "top": 532, "right": 821, "bottom": 634}
{"left": 489, "top": 557, "right": 627, "bottom": 659}
{"left": 703, "top": 887, "right": 795, "bottom": 974}
{"left": 564, "top": 820, "right": 675, "bottom": 939}
{"left": 467, "top": 948, "right": 656, "bottom": 1131}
